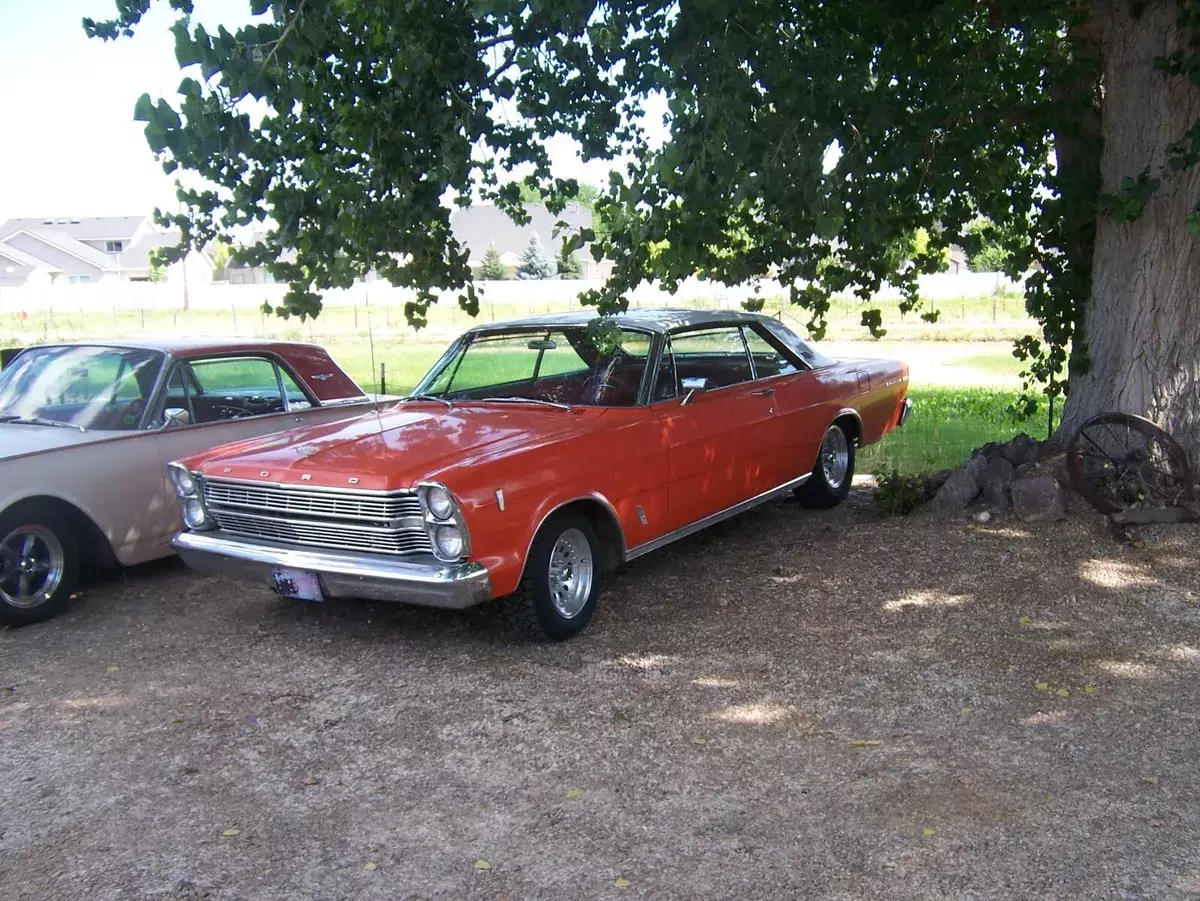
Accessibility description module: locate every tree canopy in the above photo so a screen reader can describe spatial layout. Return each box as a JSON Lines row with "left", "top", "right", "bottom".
{"left": 87, "top": 0, "right": 1200, "bottom": 421}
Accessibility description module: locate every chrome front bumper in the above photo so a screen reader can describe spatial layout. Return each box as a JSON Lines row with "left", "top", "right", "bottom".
{"left": 171, "top": 531, "right": 493, "bottom": 609}
{"left": 898, "top": 397, "right": 914, "bottom": 427}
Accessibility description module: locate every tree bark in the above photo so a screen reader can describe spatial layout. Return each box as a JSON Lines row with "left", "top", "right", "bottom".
{"left": 1058, "top": 0, "right": 1200, "bottom": 460}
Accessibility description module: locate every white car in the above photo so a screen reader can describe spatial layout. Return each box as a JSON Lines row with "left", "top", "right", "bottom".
{"left": 0, "top": 337, "right": 388, "bottom": 625}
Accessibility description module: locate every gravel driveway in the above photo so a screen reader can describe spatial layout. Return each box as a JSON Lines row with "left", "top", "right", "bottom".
{"left": 3, "top": 493, "right": 1199, "bottom": 901}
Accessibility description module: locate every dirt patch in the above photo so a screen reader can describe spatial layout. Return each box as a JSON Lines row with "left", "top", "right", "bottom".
{"left": 3, "top": 492, "right": 1200, "bottom": 900}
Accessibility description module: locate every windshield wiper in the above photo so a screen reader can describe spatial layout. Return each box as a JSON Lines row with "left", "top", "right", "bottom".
{"left": 399, "top": 394, "right": 453, "bottom": 408}
{"left": 476, "top": 396, "right": 573, "bottom": 411}
{"left": 8, "top": 416, "right": 86, "bottom": 432}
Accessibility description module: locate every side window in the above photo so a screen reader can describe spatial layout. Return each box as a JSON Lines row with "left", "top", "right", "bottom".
{"left": 652, "top": 340, "right": 678, "bottom": 401}
{"left": 185, "top": 357, "right": 286, "bottom": 423}
{"left": 277, "top": 367, "right": 312, "bottom": 410}
{"left": 669, "top": 327, "right": 753, "bottom": 388}
{"left": 743, "top": 326, "right": 800, "bottom": 378}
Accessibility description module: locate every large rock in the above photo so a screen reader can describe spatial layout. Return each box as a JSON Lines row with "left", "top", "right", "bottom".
{"left": 999, "top": 433, "right": 1045, "bottom": 468}
{"left": 981, "top": 456, "right": 1016, "bottom": 511}
{"left": 931, "top": 454, "right": 987, "bottom": 511}
{"left": 1011, "top": 475, "right": 1067, "bottom": 523}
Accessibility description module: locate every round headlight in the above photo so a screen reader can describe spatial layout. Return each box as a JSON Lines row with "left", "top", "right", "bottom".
{"left": 426, "top": 485, "right": 455, "bottom": 520}
{"left": 182, "top": 497, "right": 211, "bottom": 530}
{"left": 433, "top": 524, "right": 464, "bottom": 559}
{"left": 170, "top": 466, "right": 198, "bottom": 497}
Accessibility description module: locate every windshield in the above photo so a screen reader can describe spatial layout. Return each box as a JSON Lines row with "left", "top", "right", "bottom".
{"left": 414, "top": 327, "right": 652, "bottom": 407}
{"left": 0, "top": 345, "right": 165, "bottom": 431}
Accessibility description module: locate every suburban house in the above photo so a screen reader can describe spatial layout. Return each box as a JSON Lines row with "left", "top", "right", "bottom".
{"left": 222, "top": 203, "right": 609, "bottom": 284}
{"left": 0, "top": 216, "right": 210, "bottom": 286}
{"left": 450, "top": 203, "right": 609, "bottom": 279}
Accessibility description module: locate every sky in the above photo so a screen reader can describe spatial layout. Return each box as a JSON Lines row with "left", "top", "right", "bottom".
{"left": 0, "top": 0, "right": 635, "bottom": 224}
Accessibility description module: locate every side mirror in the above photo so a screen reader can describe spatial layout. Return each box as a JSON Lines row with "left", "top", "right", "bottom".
{"left": 680, "top": 377, "right": 713, "bottom": 407}
{"left": 162, "top": 407, "right": 191, "bottom": 429}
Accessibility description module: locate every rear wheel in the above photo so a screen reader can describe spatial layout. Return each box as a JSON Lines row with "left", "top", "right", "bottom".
{"left": 0, "top": 503, "right": 79, "bottom": 627}
{"left": 796, "top": 422, "right": 855, "bottom": 509}
{"left": 505, "top": 511, "right": 601, "bottom": 642}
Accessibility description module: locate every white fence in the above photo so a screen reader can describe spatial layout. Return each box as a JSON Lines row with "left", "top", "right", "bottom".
{"left": 0, "top": 272, "right": 1019, "bottom": 316}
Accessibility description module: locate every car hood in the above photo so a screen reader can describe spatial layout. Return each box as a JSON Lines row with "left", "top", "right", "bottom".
{"left": 0, "top": 423, "right": 125, "bottom": 462}
{"left": 188, "top": 402, "right": 604, "bottom": 491}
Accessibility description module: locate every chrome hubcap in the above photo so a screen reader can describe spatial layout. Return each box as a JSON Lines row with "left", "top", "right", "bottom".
{"left": 821, "top": 426, "right": 850, "bottom": 489}
{"left": 547, "top": 528, "right": 594, "bottom": 619}
{"left": 0, "top": 525, "right": 65, "bottom": 609}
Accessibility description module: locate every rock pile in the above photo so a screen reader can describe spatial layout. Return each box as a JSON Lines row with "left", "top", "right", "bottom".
{"left": 930, "top": 433, "right": 1068, "bottom": 523}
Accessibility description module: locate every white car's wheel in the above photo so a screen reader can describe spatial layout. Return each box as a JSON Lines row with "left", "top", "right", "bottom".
{"left": 0, "top": 503, "right": 79, "bottom": 626}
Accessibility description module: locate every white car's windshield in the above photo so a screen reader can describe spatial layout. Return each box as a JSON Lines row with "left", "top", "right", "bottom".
{"left": 0, "top": 345, "right": 165, "bottom": 431}
{"left": 415, "top": 327, "right": 652, "bottom": 407}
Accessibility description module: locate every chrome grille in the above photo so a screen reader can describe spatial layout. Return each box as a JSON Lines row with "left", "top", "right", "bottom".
{"left": 203, "top": 480, "right": 420, "bottom": 522}
{"left": 202, "top": 478, "right": 431, "bottom": 556}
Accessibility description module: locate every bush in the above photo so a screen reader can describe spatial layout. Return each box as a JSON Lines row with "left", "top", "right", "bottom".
{"left": 875, "top": 468, "right": 928, "bottom": 516}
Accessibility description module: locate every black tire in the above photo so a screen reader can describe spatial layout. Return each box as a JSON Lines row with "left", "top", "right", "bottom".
{"left": 504, "top": 511, "right": 602, "bottom": 642}
{"left": 0, "top": 502, "right": 79, "bottom": 627}
{"left": 796, "top": 422, "right": 855, "bottom": 509}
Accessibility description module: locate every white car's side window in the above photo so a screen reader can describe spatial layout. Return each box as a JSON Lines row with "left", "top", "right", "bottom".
{"left": 172, "top": 357, "right": 290, "bottom": 424}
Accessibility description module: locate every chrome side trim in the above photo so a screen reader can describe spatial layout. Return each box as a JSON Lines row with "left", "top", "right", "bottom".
{"left": 171, "top": 531, "right": 492, "bottom": 609}
{"left": 625, "top": 473, "right": 810, "bottom": 561}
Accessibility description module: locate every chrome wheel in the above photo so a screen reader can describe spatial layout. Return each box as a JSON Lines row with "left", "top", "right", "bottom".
{"left": 0, "top": 525, "right": 65, "bottom": 610}
{"left": 547, "top": 527, "right": 594, "bottom": 619}
{"left": 820, "top": 426, "right": 850, "bottom": 490}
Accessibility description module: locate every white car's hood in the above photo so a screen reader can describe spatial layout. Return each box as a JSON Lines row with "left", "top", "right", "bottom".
{"left": 0, "top": 423, "right": 125, "bottom": 461}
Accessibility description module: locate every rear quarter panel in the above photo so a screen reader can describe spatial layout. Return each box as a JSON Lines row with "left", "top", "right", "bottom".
{"left": 816, "top": 358, "right": 910, "bottom": 447}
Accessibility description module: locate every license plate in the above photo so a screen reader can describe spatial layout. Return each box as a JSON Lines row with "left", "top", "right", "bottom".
{"left": 270, "top": 569, "right": 324, "bottom": 602}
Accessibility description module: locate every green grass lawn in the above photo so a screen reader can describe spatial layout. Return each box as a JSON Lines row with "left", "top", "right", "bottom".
{"left": 859, "top": 386, "right": 1050, "bottom": 474}
{"left": 2, "top": 301, "right": 1048, "bottom": 475}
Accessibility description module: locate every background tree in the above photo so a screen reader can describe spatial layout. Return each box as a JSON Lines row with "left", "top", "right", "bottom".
{"left": 516, "top": 235, "right": 556, "bottom": 280}
{"left": 147, "top": 247, "right": 168, "bottom": 284}
{"left": 557, "top": 246, "right": 585, "bottom": 279}
{"left": 88, "top": 1, "right": 1200, "bottom": 455}
{"left": 479, "top": 243, "right": 508, "bottom": 280}
{"left": 209, "top": 238, "right": 232, "bottom": 281}
{"left": 964, "top": 220, "right": 1013, "bottom": 273}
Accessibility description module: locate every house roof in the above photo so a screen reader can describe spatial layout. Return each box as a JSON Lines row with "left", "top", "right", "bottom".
{"left": 0, "top": 242, "right": 55, "bottom": 271}
{"left": 7, "top": 228, "right": 118, "bottom": 271}
{"left": 0, "top": 216, "right": 147, "bottom": 243}
{"left": 450, "top": 203, "right": 592, "bottom": 261}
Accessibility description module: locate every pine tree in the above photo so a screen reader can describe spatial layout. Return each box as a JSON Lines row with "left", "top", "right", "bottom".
{"left": 556, "top": 244, "right": 584, "bottom": 279}
{"left": 516, "top": 234, "right": 556, "bottom": 280}
{"left": 479, "top": 242, "right": 507, "bottom": 280}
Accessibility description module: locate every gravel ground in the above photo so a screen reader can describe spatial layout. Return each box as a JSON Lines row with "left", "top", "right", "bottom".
{"left": 3, "top": 492, "right": 1200, "bottom": 901}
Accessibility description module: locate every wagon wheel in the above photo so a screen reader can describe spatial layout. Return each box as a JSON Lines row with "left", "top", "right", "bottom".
{"left": 1065, "top": 412, "right": 1194, "bottom": 515}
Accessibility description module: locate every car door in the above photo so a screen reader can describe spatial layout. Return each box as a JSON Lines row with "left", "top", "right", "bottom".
{"left": 741, "top": 323, "right": 828, "bottom": 483}
{"left": 147, "top": 354, "right": 367, "bottom": 550}
{"left": 653, "top": 326, "right": 780, "bottom": 531}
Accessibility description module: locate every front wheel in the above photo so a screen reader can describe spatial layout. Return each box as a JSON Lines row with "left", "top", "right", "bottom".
{"left": 0, "top": 503, "right": 79, "bottom": 627}
{"left": 796, "top": 423, "right": 855, "bottom": 509}
{"left": 505, "top": 511, "right": 601, "bottom": 642}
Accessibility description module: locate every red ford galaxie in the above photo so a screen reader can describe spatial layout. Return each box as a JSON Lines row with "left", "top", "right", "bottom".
{"left": 170, "top": 310, "right": 911, "bottom": 640}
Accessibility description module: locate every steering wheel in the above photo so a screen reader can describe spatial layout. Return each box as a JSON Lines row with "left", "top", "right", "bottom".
{"left": 213, "top": 404, "right": 249, "bottom": 421}
{"left": 582, "top": 373, "right": 620, "bottom": 405}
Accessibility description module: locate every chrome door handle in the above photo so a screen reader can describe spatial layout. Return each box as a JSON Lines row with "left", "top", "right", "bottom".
{"left": 750, "top": 387, "right": 775, "bottom": 396}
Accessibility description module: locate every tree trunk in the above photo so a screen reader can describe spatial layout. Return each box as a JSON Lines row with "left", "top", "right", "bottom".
{"left": 1058, "top": 0, "right": 1200, "bottom": 461}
